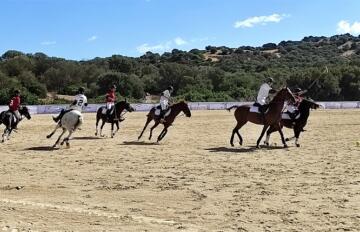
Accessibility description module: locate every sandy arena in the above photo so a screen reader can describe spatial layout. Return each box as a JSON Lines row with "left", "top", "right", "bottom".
{"left": 0, "top": 109, "right": 359, "bottom": 231}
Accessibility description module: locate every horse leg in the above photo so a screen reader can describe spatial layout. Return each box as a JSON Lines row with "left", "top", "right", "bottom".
{"left": 230, "top": 122, "right": 246, "bottom": 147}
{"left": 95, "top": 117, "right": 100, "bottom": 136}
{"left": 157, "top": 127, "right": 168, "bottom": 142}
{"left": 294, "top": 127, "right": 302, "bottom": 147}
{"left": 99, "top": 120, "right": 106, "bottom": 137}
{"left": 256, "top": 125, "right": 269, "bottom": 148}
{"left": 2, "top": 128, "right": 8, "bottom": 143}
{"left": 138, "top": 117, "right": 152, "bottom": 140}
{"left": 264, "top": 125, "right": 278, "bottom": 146}
{"left": 111, "top": 123, "right": 115, "bottom": 138}
{"left": 61, "top": 130, "right": 74, "bottom": 148}
{"left": 47, "top": 123, "right": 60, "bottom": 139}
{"left": 149, "top": 121, "right": 160, "bottom": 140}
{"left": 113, "top": 121, "right": 120, "bottom": 137}
{"left": 53, "top": 128, "right": 66, "bottom": 148}
{"left": 277, "top": 126, "right": 288, "bottom": 148}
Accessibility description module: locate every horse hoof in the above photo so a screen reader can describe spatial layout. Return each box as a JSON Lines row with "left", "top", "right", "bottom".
{"left": 230, "top": 143, "right": 234, "bottom": 147}
{"left": 284, "top": 144, "right": 288, "bottom": 148}
{"left": 285, "top": 138, "right": 290, "bottom": 142}
{"left": 256, "top": 145, "right": 261, "bottom": 149}
{"left": 46, "top": 135, "right": 51, "bottom": 139}
{"left": 296, "top": 144, "right": 300, "bottom": 148}
{"left": 95, "top": 133, "right": 97, "bottom": 136}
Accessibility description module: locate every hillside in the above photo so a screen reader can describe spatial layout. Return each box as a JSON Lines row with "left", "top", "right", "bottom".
{"left": 1, "top": 33, "right": 360, "bottom": 104}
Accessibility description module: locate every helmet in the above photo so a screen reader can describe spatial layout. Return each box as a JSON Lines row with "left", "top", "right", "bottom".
{"left": 111, "top": 84, "right": 117, "bottom": 89}
{"left": 168, "top": 85, "right": 174, "bottom": 91}
{"left": 14, "top": 90, "right": 20, "bottom": 95}
{"left": 78, "top": 87, "right": 85, "bottom": 93}
{"left": 294, "top": 87, "right": 302, "bottom": 93}
{"left": 266, "top": 77, "right": 274, "bottom": 83}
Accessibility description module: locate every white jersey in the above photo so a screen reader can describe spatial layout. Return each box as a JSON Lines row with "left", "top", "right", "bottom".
{"left": 160, "top": 90, "right": 171, "bottom": 110}
{"left": 69, "top": 94, "right": 87, "bottom": 112}
{"left": 256, "top": 83, "right": 271, "bottom": 105}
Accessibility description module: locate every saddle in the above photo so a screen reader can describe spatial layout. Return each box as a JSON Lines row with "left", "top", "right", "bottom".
{"left": 250, "top": 103, "right": 269, "bottom": 114}
{"left": 154, "top": 106, "right": 171, "bottom": 117}
{"left": 282, "top": 111, "right": 301, "bottom": 120}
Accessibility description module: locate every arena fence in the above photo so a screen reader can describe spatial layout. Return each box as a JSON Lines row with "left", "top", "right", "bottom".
{"left": 0, "top": 101, "right": 359, "bottom": 115}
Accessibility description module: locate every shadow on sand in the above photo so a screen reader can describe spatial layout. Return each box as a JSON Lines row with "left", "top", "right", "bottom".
{"left": 205, "top": 145, "right": 287, "bottom": 153}
{"left": 72, "top": 136, "right": 102, "bottom": 140}
{"left": 25, "top": 146, "right": 59, "bottom": 151}
{"left": 121, "top": 141, "right": 160, "bottom": 146}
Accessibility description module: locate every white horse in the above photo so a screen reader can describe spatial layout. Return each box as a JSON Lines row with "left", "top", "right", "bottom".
{"left": 46, "top": 110, "right": 83, "bottom": 148}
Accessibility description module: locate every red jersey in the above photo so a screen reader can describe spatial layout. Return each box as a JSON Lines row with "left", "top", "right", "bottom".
{"left": 106, "top": 90, "right": 116, "bottom": 103}
{"left": 9, "top": 96, "right": 21, "bottom": 111}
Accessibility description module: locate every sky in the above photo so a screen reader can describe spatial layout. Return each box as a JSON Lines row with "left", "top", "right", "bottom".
{"left": 1, "top": 0, "right": 360, "bottom": 60}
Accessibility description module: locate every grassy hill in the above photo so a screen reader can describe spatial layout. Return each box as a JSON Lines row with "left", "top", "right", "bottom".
{"left": 1, "top": 33, "right": 360, "bottom": 104}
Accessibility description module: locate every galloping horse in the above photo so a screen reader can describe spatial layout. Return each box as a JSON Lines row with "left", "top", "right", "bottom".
{"left": 228, "top": 87, "right": 295, "bottom": 148}
{"left": 138, "top": 101, "right": 191, "bottom": 142}
{"left": 264, "top": 98, "right": 320, "bottom": 147}
{"left": 95, "top": 100, "right": 135, "bottom": 138}
{"left": 0, "top": 106, "right": 31, "bottom": 142}
{"left": 46, "top": 110, "right": 83, "bottom": 148}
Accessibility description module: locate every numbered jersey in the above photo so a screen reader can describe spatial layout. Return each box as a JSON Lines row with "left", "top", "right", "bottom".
{"left": 70, "top": 94, "right": 88, "bottom": 112}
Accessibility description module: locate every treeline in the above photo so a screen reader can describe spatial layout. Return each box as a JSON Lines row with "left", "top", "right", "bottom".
{"left": 1, "top": 33, "right": 360, "bottom": 105}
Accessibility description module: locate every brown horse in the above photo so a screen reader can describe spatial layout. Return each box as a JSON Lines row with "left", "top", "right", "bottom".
{"left": 138, "top": 101, "right": 191, "bottom": 142}
{"left": 228, "top": 87, "right": 295, "bottom": 148}
{"left": 264, "top": 98, "right": 320, "bottom": 147}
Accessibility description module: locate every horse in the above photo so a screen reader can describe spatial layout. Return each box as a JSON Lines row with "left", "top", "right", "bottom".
{"left": 0, "top": 106, "right": 31, "bottom": 142}
{"left": 138, "top": 101, "right": 191, "bottom": 142}
{"left": 95, "top": 100, "right": 135, "bottom": 138}
{"left": 264, "top": 98, "right": 320, "bottom": 147}
{"left": 46, "top": 110, "right": 83, "bottom": 148}
{"left": 227, "top": 87, "right": 296, "bottom": 148}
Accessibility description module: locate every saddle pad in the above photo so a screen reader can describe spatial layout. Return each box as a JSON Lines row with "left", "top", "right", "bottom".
{"left": 101, "top": 107, "right": 107, "bottom": 114}
{"left": 249, "top": 106, "right": 260, "bottom": 113}
{"left": 155, "top": 108, "right": 171, "bottom": 117}
{"left": 282, "top": 113, "right": 300, "bottom": 120}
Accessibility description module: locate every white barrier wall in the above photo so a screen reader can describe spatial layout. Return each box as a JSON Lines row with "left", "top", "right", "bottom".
{"left": 0, "top": 101, "right": 359, "bottom": 114}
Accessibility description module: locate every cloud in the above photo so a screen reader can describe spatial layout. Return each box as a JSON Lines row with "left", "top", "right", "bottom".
{"left": 174, "top": 37, "right": 187, "bottom": 45}
{"left": 234, "top": 13, "right": 288, "bottom": 28}
{"left": 136, "top": 37, "right": 188, "bottom": 54}
{"left": 136, "top": 41, "right": 172, "bottom": 53}
{"left": 41, "top": 41, "right": 56, "bottom": 45}
{"left": 88, "top": 35, "right": 98, "bottom": 42}
{"left": 337, "top": 20, "right": 360, "bottom": 34}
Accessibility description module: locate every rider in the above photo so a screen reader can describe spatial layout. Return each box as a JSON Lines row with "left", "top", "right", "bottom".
{"left": 8, "top": 89, "right": 21, "bottom": 129}
{"left": 105, "top": 84, "right": 117, "bottom": 120}
{"left": 159, "top": 85, "right": 174, "bottom": 122}
{"left": 254, "top": 77, "right": 276, "bottom": 117}
{"left": 53, "top": 87, "right": 88, "bottom": 123}
{"left": 286, "top": 87, "right": 307, "bottom": 120}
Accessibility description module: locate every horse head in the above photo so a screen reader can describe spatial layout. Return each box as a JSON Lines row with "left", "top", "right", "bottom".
{"left": 301, "top": 98, "right": 320, "bottom": 110}
{"left": 19, "top": 106, "right": 31, "bottom": 120}
{"left": 116, "top": 100, "right": 135, "bottom": 113}
{"left": 177, "top": 101, "right": 191, "bottom": 117}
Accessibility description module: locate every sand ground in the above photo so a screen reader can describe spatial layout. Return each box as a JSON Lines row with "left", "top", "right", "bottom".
{"left": 0, "top": 109, "right": 359, "bottom": 231}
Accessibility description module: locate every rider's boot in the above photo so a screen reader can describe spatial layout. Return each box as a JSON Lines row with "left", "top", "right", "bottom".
{"left": 53, "top": 109, "right": 65, "bottom": 123}
{"left": 159, "top": 110, "right": 166, "bottom": 123}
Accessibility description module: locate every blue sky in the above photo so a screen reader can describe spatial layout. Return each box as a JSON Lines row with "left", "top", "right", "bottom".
{"left": 1, "top": 0, "right": 359, "bottom": 60}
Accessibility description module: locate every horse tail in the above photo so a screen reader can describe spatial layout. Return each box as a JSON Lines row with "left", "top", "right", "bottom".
{"left": 227, "top": 105, "right": 239, "bottom": 111}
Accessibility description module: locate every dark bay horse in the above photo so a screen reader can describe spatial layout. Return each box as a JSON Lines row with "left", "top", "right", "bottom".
{"left": 228, "top": 88, "right": 295, "bottom": 148}
{"left": 264, "top": 98, "right": 320, "bottom": 147}
{"left": 95, "top": 100, "right": 135, "bottom": 138}
{"left": 138, "top": 101, "right": 191, "bottom": 142}
{"left": 0, "top": 106, "right": 31, "bottom": 142}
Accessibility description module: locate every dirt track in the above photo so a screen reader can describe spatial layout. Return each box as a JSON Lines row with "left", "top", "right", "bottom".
{"left": 0, "top": 109, "right": 359, "bottom": 231}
